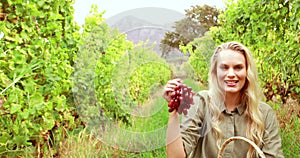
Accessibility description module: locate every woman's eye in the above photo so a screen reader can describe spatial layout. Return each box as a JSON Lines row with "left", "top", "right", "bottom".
{"left": 220, "top": 65, "right": 227, "bottom": 69}
{"left": 235, "top": 65, "right": 243, "bottom": 70}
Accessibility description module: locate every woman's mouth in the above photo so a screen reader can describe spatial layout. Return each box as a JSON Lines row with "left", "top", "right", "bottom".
{"left": 225, "top": 80, "right": 239, "bottom": 87}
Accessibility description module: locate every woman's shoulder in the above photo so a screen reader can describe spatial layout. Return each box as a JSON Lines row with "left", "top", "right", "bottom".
{"left": 190, "top": 90, "right": 210, "bottom": 114}
{"left": 192, "top": 90, "right": 209, "bottom": 103}
{"left": 258, "top": 101, "right": 278, "bottom": 120}
{"left": 195, "top": 90, "right": 210, "bottom": 98}
{"left": 258, "top": 101, "right": 275, "bottom": 112}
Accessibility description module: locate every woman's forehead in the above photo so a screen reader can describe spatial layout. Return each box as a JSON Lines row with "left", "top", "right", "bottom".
{"left": 217, "top": 49, "right": 246, "bottom": 63}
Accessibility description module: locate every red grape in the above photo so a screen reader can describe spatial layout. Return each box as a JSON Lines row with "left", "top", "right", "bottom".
{"left": 167, "top": 83, "right": 195, "bottom": 115}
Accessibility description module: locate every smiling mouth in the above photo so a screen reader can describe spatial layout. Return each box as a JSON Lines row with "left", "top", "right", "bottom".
{"left": 225, "top": 80, "right": 239, "bottom": 84}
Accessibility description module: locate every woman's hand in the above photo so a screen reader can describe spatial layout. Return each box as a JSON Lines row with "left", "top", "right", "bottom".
{"left": 163, "top": 79, "right": 182, "bottom": 102}
{"left": 163, "top": 79, "right": 195, "bottom": 115}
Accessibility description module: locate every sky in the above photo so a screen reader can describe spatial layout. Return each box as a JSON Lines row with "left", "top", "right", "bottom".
{"left": 73, "top": 0, "right": 226, "bottom": 26}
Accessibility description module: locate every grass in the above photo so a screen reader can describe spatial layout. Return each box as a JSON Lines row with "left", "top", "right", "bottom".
{"left": 57, "top": 95, "right": 170, "bottom": 157}
{"left": 272, "top": 98, "right": 300, "bottom": 158}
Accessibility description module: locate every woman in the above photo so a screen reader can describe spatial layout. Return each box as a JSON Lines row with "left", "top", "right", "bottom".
{"left": 163, "top": 41, "right": 284, "bottom": 158}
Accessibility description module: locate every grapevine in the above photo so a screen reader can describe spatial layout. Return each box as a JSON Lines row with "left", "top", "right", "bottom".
{"left": 168, "top": 83, "right": 195, "bottom": 115}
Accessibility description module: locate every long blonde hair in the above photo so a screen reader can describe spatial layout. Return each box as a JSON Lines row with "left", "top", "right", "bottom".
{"left": 208, "top": 41, "right": 264, "bottom": 157}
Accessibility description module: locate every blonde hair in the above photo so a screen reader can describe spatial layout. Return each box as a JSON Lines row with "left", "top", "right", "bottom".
{"left": 208, "top": 41, "right": 264, "bottom": 157}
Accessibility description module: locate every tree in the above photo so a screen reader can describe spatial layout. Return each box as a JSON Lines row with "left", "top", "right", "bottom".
{"left": 160, "top": 4, "right": 220, "bottom": 57}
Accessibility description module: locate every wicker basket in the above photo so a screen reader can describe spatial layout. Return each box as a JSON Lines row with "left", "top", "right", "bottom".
{"left": 217, "top": 136, "right": 266, "bottom": 158}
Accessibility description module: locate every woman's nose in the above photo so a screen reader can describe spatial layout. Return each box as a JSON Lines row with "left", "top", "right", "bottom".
{"left": 227, "top": 68, "right": 235, "bottom": 77}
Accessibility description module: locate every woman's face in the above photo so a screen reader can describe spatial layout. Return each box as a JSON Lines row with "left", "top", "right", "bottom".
{"left": 216, "top": 49, "right": 247, "bottom": 96}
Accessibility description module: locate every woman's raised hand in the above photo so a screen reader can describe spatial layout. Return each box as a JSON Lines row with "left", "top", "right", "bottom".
{"left": 163, "top": 79, "right": 195, "bottom": 115}
{"left": 163, "top": 79, "right": 182, "bottom": 102}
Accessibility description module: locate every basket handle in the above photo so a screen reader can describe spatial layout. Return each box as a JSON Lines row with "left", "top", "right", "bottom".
{"left": 217, "top": 136, "right": 266, "bottom": 158}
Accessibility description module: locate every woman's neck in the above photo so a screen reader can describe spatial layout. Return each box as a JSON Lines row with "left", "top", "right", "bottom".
{"left": 224, "top": 93, "right": 241, "bottom": 111}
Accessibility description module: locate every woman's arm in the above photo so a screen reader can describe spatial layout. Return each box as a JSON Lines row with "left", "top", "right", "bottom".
{"left": 163, "top": 79, "right": 204, "bottom": 157}
{"left": 261, "top": 106, "right": 284, "bottom": 158}
{"left": 163, "top": 79, "right": 187, "bottom": 157}
{"left": 166, "top": 111, "right": 186, "bottom": 158}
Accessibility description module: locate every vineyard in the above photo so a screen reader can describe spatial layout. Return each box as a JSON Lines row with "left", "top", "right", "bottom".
{"left": 0, "top": 0, "right": 299, "bottom": 158}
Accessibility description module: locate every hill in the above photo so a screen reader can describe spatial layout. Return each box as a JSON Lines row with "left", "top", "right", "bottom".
{"left": 106, "top": 7, "right": 185, "bottom": 57}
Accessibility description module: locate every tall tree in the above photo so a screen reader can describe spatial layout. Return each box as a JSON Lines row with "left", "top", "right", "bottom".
{"left": 160, "top": 4, "right": 220, "bottom": 57}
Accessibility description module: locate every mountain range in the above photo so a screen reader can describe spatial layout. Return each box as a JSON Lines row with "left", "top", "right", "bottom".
{"left": 105, "top": 7, "right": 185, "bottom": 57}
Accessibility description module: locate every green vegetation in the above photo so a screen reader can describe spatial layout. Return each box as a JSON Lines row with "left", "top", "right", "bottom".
{"left": 0, "top": 0, "right": 80, "bottom": 156}
{"left": 74, "top": 5, "right": 133, "bottom": 126}
{"left": 180, "top": 32, "right": 216, "bottom": 85}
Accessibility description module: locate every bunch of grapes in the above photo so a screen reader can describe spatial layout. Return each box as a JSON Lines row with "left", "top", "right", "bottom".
{"left": 168, "top": 83, "right": 195, "bottom": 115}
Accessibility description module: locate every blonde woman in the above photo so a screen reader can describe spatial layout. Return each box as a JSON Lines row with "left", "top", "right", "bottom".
{"left": 163, "top": 41, "right": 284, "bottom": 158}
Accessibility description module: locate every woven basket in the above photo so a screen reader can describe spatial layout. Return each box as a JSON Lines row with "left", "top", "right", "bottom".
{"left": 217, "top": 136, "right": 266, "bottom": 158}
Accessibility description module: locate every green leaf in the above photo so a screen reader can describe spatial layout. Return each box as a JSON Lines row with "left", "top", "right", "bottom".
{"left": 10, "top": 103, "right": 22, "bottom": 114}
{"left": 37, "top": 1, "right": 44, "bottom": 7}
{"left": 12, "top": 135, "right": 29, "bottom": 147}
{"left": 30, "top": 93, "right": 44, "bottom": 109}
{"left": 0, "top": 132, "right": 10, "bottom": 144}
{"left": 42, "top": 115, "right": 55, "bottom": 130}
{"left": 19, "top": 109, "right": 30, "bottom": 119}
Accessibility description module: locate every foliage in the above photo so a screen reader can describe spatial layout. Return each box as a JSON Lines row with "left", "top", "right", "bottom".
{"left": 0, "top": 0, "right": 80, "bottom": 156}
{"left": 128, "top": 43, "right": 172, "bottom": 104}
{"left": 180, "top": 32, "right": 216, "bottom": 86}
{"left": 180, "top": 61, "right": 197, "bottom": 80}
{"left": 211, "top": 0, "right": 300, "bottom": 103}
{"left": 74, "top": 11, "right": 172, "bottom": 150}
{"left": 0, "top": 1, "right": 172, "bottom": 156}
{"left": 74, "top": 5, "right": 172, "bottom": 134}
{"left": 161, "top": 4, "right": 220, "bottom": 57}
{"left": 73, "top": 4, "right": 134, "bottom": 126}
